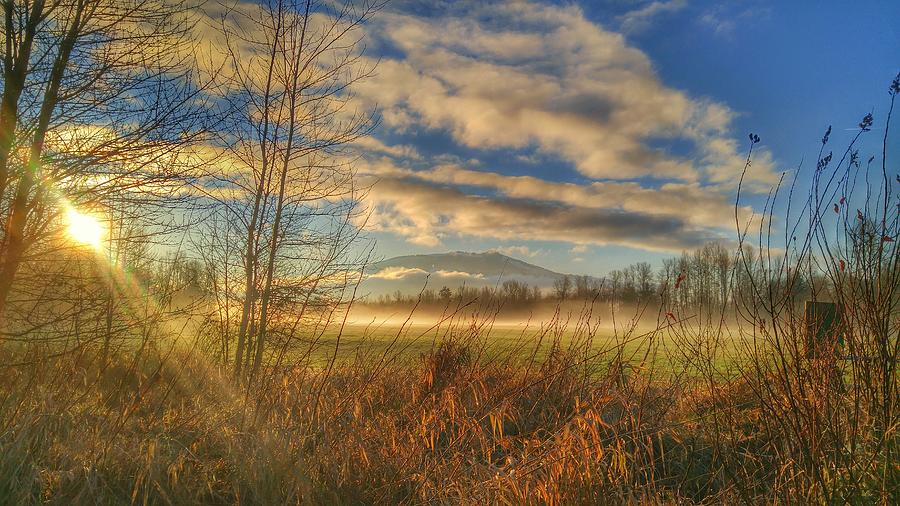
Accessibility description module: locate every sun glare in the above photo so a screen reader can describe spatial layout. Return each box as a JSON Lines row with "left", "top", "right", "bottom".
{"left": 65, "top": 208, "right": 105, "bottom": 250}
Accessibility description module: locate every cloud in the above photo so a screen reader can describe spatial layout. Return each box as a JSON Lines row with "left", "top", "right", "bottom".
{"left": 366, "top": 266, "right": 483, "bottom": 281}
{"left": 434, "top": 270, "right": 485, "bottom": 280}
{"left": 354, "top": 152, "right": 764, "bottom": 253}
{"left": 699, "top": 4, "right": 771, "bottom": 39}
{"left": 352, "top": 136, "right": 421, "bottom": 160}
{"left": 367, "top": 266, "right": 427, "bottom": 280}
{"left": 700, "top": 12, "right": 735, "bottom": 37}
{"left": 489, "top": 245, "right": 543, "bottom": 259}
{"left": 618, "top": 0, "right": 688, "bottom": 34}
{"left": 570, "top": 244, "right": 588, "bottom": 254}
{"left": 355, "top": 2, "right": 777, "bottom": 186}
{"left": 184, "top": 0, "right": 781, "bottom": 255}
{"left": 361, "top": 176, "right": 726, "bottom": 252}
{"left": 412, "top": 164, "right": 753, "bottom": 229}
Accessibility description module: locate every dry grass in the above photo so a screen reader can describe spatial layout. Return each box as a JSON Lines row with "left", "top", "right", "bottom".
{"left": 4, "top": 92, "right": 900, "bottom": 502}
{"left": 0, "top": 301, "right": 895, "bottom": 505}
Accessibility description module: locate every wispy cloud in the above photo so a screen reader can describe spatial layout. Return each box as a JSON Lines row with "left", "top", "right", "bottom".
{"left": 700, "top": 3, "right": 771, "bottom": 39}
{"left": 352, "top": 136, "right": 421, "bottom": 160}
{"left": 489, "top": 245, "right": 544, "bottom": 259}
{"left": 367, "top": 266, "right": 427, "bottom": 280}
{"left": 700, "top": 11, "right": 735, "bottom": 37}
{"left": 367, "top": 266, "right": 484, "bottom": 280}
{"left": 618, "top": 0, "right": 688, "bottom": 34}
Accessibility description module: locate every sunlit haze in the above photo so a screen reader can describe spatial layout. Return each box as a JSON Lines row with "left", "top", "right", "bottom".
{"left": 65, "top": 208, "right": 105, "bottom": 250}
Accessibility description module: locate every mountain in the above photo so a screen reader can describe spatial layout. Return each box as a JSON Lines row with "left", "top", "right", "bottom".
{"left": 362, "top": 251, "right": 570, "bottom": 296}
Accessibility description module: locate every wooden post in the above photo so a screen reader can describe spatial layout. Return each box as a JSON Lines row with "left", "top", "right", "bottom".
{"left": 805, "top": 301, "right": 841, "bottom": 359}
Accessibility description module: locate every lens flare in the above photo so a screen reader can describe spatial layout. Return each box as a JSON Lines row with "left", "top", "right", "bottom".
{"left": 65, "top": 208, "right": 105, "bottom": 250}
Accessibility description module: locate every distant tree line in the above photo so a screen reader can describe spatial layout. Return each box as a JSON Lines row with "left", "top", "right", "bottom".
{"left": 364, "top": 242, "right": 817, "bottom": 311}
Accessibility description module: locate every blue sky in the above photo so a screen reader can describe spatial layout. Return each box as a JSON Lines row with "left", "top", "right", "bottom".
{"left": 350, "top": 0, "right": 899, "bottom": 275}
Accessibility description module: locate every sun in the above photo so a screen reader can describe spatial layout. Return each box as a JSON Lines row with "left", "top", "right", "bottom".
{"left": 65, "top": 208, "right": 106, "bottom": 250}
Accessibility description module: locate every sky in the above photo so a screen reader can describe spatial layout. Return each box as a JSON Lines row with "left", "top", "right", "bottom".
{"left": 346, "top": 0, "right": 900, "bottom": 275}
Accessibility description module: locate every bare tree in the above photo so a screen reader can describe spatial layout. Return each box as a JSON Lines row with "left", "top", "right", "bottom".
{"left": 197, "top": 0, "right": 381, "bottom": 384}
{"left": 0, "top": 0, "right": 209, "bottom": 331}
{"left": 553, "top": 275, "right": 571, "bottom": 301}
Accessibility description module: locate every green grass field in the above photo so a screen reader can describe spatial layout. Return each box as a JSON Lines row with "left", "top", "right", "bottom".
{"left": 286, "top": 317, "right": 711, "bottom": 373}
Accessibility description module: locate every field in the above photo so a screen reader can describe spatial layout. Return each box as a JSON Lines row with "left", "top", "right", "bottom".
{"left": 303, "top": 320, "right": 661, "bottom": 367}
{"left": 0, "top": 297, "right": 896, "bottom": 504}
{"left": 0, "top": 2, "right": 897, "bottom": 503}
{"left": 293, "top": 300, "right": 744, "bottom": 375}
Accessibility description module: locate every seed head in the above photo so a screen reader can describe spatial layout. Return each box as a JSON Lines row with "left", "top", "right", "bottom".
{"left": 859, "top": 113, "right": 873, "bottom": 131}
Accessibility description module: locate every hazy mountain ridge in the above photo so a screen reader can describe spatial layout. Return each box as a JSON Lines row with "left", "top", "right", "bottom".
{"left": 370, "top": 251, "right": 562, "bottom": 278}
{"left": 362, "top": 251, "right": 580, "bottom": 296}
